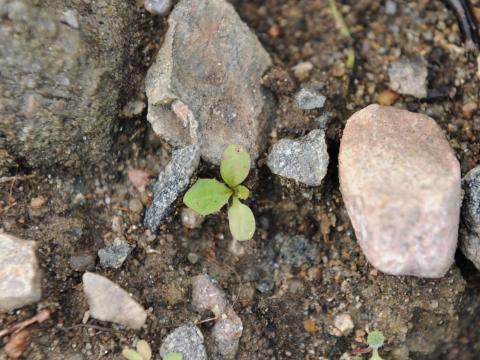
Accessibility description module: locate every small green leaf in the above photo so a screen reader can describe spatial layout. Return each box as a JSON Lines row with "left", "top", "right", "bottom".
{"left": 235, "top": 185, "right": 250, "bottom": 200}
{"left": 136, "top": 340, "right": 152, "bottom": 360}
{"left": 164, "top": 353, "right": 183, "bottom": 360}
{"left": 220, "top": 144, "right": 251, "bottom": 187}
{"left": 367, "top": 331, "right": 385, "bottom": 349}
{"left": 122, "top": 348, "right": 144, "bottom": 360}
{"left": 183, "top": 179, "right": 232, "bottom": 215}
{"left": 228, "top": 197, "right": 255, "bottom": 241}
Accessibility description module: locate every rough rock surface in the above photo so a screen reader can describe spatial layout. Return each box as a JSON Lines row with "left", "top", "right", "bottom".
{"left": 98, "top": 238, "right": 135, "bottom": 269}
{"left": 267, "top": 129, "right": 329, "bottom": 186}
{"left": 145, "top": 0, "right": 274, "bottom": 164}
{"left": 0, "top": 0, "right": 151, "bottom": 170}
{"left": 144, "top": 145, "right": 200, "bottom": 231}
{"left": 82, "top": 272, "right": 147, "bottom": 329}
{"left": 0, "top": 233, "right": 42, "bottom": 312}
{"left": 294, "top": 86, "right": 326, "bottom": 110}
{"left": 267, "top": 233, "right": 321, "bottom": 267}
{"left": 339, "top": 104, "right": 461, "bottom": 277}
{"left": 192, "top": 274, "right": 243, "bottom": 360}
{"left": 159, "top": 324, "right": 208, "bottom": 360}
{"left": 388, "top": 57, "right": 428, "bottom": 98}
{"left": 460, "top": 166, "right": 480, "bottom": 270}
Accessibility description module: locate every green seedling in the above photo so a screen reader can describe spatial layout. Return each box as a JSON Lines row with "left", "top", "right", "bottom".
{"left": 163, "top": 353, "right": 183, "bottom": 360}
{"left": 122, "top": 339, "right": 152, "bottom": 360}
{"left": 183, "top": 144, "right": 255, "bottom": 241}
{"left": 367, "top": 331, "right": 385, "bottom": 360}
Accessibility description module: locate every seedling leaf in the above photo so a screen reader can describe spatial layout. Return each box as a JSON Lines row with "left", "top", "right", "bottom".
{"left": 136, "top": 340, "right": 152, "bottom": 360}
{"left": 183, "top": 179, "right": 232, "bottom": 215}
{"left": 122, "top": 348, "right": 144, "bottom": 360}
{"left": 220, "top": 144, "right": 251, "bottom": 187}
{"left": 235, "top": 185, "right": 250, "bottom": 200}
{"left": 164, "top": 353, "right": 183, "bottom": 360}
{"left": 367, "top": 331, "right": 385, "bottom": 349}
{"left": 228, "top": 197, "right": 255, "bottom": 241}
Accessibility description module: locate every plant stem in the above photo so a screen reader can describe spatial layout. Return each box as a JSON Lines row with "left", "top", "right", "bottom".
{"left": 327, "top": 0, "right": 356, "bottom": 69}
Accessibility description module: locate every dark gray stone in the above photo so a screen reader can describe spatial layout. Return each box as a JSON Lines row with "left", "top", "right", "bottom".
{"left": 461, "top": 166, "right": 480, "bottom": 270}
{"left": 267, "top": 129, "right": 329, "bottom": 186}
{"left": 159, "top": 324, "right": 208, "bottom": 360}
{"left": 144, "top": 145, "right": 200, "bottom": 231}
{"left": 269, "top": 233, "right": 321, "bottom": 267}
{"left": 98, "top": 238, "right": 134, "bottom": 269}
{"left": 145, "top": 0, "right": 274, "bottom": 164}
{"left": 0, "top": 0, "right": 152, "bottom": 170}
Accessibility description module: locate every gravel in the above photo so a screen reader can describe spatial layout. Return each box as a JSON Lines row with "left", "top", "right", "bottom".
{"left": 339, "top": 105, "right": 461, "bottom": 277}
{"left": 268, "top": 233, "right": 321, "bottom": 268}
{"left": 144, "top": 145, "right": 200, "bottom": 231}
{"left": 294, "top": 86, "right": 326, "bottom": 110}
{"left": 98, "top": 238, "right": 135, "bottom": 269}
{"left": 388, "top": 57, "right": 428, "bottom": 98}
{"left": 267, "top": 129, "right": 329, "bottom": 186}
{"left": 159, "top": 324, "right": 208, "bottom": 360}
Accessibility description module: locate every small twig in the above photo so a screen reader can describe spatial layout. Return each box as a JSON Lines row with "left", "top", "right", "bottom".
{"left": 0, "top": 174, "right": 36, "bottom": 184}
{"left": 0, "top": 310, "right": 51, "bottom": 338}
{"left": 0, "top": 201, "right": 17, "bottom": 215}
{"left": 328, "top": 0, "right": 356, "bottom": 69}
{"left": 195, "top": 316, "right": 218, "bottom": 325}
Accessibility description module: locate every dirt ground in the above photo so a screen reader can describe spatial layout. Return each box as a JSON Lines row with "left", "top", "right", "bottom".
{"left": 2, "top": 0, "right": 480, "bottom": 359}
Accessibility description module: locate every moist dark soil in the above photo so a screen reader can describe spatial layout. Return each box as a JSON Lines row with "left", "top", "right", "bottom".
{"left": 2, "top": 0, "right": 480, "bottom": 359}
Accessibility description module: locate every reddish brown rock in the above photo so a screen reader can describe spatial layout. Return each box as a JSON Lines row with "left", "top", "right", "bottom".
{"left": 339, "top": 105, "right": 461, "bottom": 277}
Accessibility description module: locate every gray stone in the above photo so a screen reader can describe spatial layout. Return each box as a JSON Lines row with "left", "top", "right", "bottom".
{"left": 0, "top": 233, "right": 42, "bottom": 312}
{"left": 0, "top": 0, "right": 151, "bottom": 170}
{"left": 144, "top": 0, "right": 172, "bottom": 15}
{"left": 181, "top": 207, "right": 204, "bottom": 229}
{"left": 255, "top": 279, "right": 275, "bottom": 293}
{"left": 460, "top": 166, "right": 480, "bottom": 270}
{"left": 269, "top": 233, "right": 321, "bottom": 267}
{"left": 98, "top": 238, "right": 134, "bottom": 269}
{"left": 339, "top": 105, "right": 461, "bottom": 277}
{"left": 294, "top": 86, "right": 326, "bottom": 110}
{"left": 145, "top": 0, "right": 274, "bottom": 164}
{"left": 267, "top": 129, "right": 329, "bottom": 186}
{"left": 69, "top": 253, "right": 95, "bottom": 272}
{"left": 82, "top": 272, "right": 147, "bottom": 329}
{"left": 144, "top": 145, "right": 200, "bottom": 231}
{"left": 159, "top": 324, "right": 207, "bottom": 360}
{"left": 385, "top": 0, "right": 397, "bottom": 15}
{"left": 388, "top": 57, "right": 428, "bottom": 98}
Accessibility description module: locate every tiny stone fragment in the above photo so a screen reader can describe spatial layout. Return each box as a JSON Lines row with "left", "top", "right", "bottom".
{"left": 144, "top": 145, "right": 200, "bottom": 231}
{"left": 388, "top": 57, "right": 428, "bottom": 98}
{"left": 0, "top": 233, "right": 42, "bottom": 312}
{"left": 98, "top": 238, "right": 135, "bottom": 269}
{"left": 294, "top": 86, "right": 326, "bottom": 110}
{"left": 267, "top": 129, "right": 329, "bottom": 186}
{"left": 69, "top": 253, "right": 95, "bottom": 272}
{"left": 144, "top": 0, "right": 172, "bottom": 16}
{"left": 181, "top": 207, "right": 204, "bottom": 229}
{"left": 460, "top": 166, "right": 480, "bottom": 270}
{"left": 333, "top": 313, "right": 354, "bottom": 336}
{"left": 82, "top": 272, "right": 147, "bottom": 329}
{"left": 339, "top": 105, "right": 461, "bottom": 277}
{"left": 159, "top": 324, "right": 208, "bottom": 360}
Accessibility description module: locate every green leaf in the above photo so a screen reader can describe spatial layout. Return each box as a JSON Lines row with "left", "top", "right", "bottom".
{"left": 228, "top": 197, "right": 255, "bottom": 241}
{"left": 122, "top": 349, "right": 144, "bottom": 360}
{"left": 136, "top": 340, "right": 152, "bottom": 360}
{"left": 164, "top": 353, "right": 183, "bottom": 360}
{"left": 235, "top": 185, "right": 250, "bottom": 200}
{"left": 183, "top": 179, "right": 232, "bottom": 215}
{"left": 220, "top": 144, "right": 251, "bottom": 187}
{"left": 367, "top": 331, "right": 385, "bottom": 349}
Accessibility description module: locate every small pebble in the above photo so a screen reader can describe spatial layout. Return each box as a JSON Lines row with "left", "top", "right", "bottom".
{"left": 304, "top": 318, "right": 318, "bottom": 333}
{"left": 388, "top": 57, "right": 428, "bottom": 98}
{"left": 144, "top": 0, "right": 172, "bottom": 15}
{"left": 292, "top": 61, "right": 313, "bottom": 81}
{"left": 30, "top": 196, "right": 47, "bottom": 209}
{"left": 61, "top": 9, "right": 79, "bottom": 29}
{"left": 69, "top": 253, "right": 95, "bottom": 272}
{"left": 181, "top": 207, "right": 204, "bottom": 229}
{"left": 294, "top": 86, "right": 326, "bottom": 110}
{"left": 333, "top": 313, "right": 354, "bottom": 336}
{"left": 129, "top": 198, "right": 144, "bottom": 213}
{"left": 385, "top": 0, "right": 397, "bottom": 15}
{"left": 187, "top": 252, "right": 199, "bottom": 264}
{"left": 98, "top": 238, "right": 134, "bottom": 269}
{"left": 256, "top": 279, "right": 275, "bottom": 293}
{"left": 376, "top": 89, "right": 399, "bottom": 106}
{"left": 159, "top": 324, "right": 207, "bottom": 360}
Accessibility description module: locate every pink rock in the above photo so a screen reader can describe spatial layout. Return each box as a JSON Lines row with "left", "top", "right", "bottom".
{"left": 339, "top": 105, "right": 461, "bottom": 277}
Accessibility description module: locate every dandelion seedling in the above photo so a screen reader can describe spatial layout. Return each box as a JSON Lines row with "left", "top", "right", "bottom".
{"left": 367, "top": 331, "right": 385, "bottom": 360}
{"left": 122, "top": 340, "right": 152, "bottom": 360}
{"left": 183, "top": 144, "right": 255, "bottom": 241}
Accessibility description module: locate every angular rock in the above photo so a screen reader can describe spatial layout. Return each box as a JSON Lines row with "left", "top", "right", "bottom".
{"left": 82, "top": 272, "right": 146, "bottom": 329}
{"left": 98, "top": 238, "right": 134, "bottom": 269}
{"left": 145, "top": 0, "right": 274, "bottom": 164}
{"left": 388, "top": 57, "right": 428, "bottom": 98}
{"left": 460, "top": 166, "right": 480, "bottom": 270}
{"left": 339, "top": 105, "right": 461, "bottom": 277}
{"left": 144, "top": 145, "right": 200, "bottom": 231}
{"left": 192, "top": 274, "right": 243, "bottom": 360}
{"left": 0, "top": 233, "right": 42, "bottom": 312}
{"left": 0, "top": 0, "right": 151, "bottom": 170}
{"left": 294, "top": 86, "right": 326, "bottom": 110}
{"left": 267, "top": 129, "right": 329, "bottom": 186}
{"left": 159, "top": 324, "right": 208, "bottom": 360}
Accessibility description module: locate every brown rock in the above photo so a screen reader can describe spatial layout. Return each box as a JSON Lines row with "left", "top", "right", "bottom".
{"left": 0, "top": 233, "right": 42, "bottom": 312}
{"left": 339, "top": 105, "right": 461, "bottom": 277}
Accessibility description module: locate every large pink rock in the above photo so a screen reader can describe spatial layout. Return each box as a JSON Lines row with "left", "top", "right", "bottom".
{"left": 339, "top": 105, "right": 461, "bottom": 277}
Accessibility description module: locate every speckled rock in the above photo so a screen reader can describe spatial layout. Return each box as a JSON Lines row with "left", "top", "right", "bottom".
{"left": 388, "top": 57, "right": 428, "bottom": 98}
{"left": 0, "top": 233, "right": 42, "bottom": 312}
{"left": 0, "top": 0, "right": 151, "bottom": 170}
{"left": 82, "top": 272, "right": 146, "bottom": 329}
{"left": 98, "top": 238, "right": 134, "bottom": 269}
{"left": 294, "top": 86, "right": 326, "bottom": 110}
{"left": 144, "top": 145, "right": 200, "bottom": 231}
{"left": 267, "top": 129, "right": 329, "bottom": 186}
{"left": 145, "top": 0, "right": 274, "bottom": 164}
{"left": 460, "top": 166, "right": 480, "bottom": 270}
{"left": 339, "top": 105, "right": 461, "bottom": 277}
{"left": 159, "top": 324, "right": 208, "bottom": 360}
